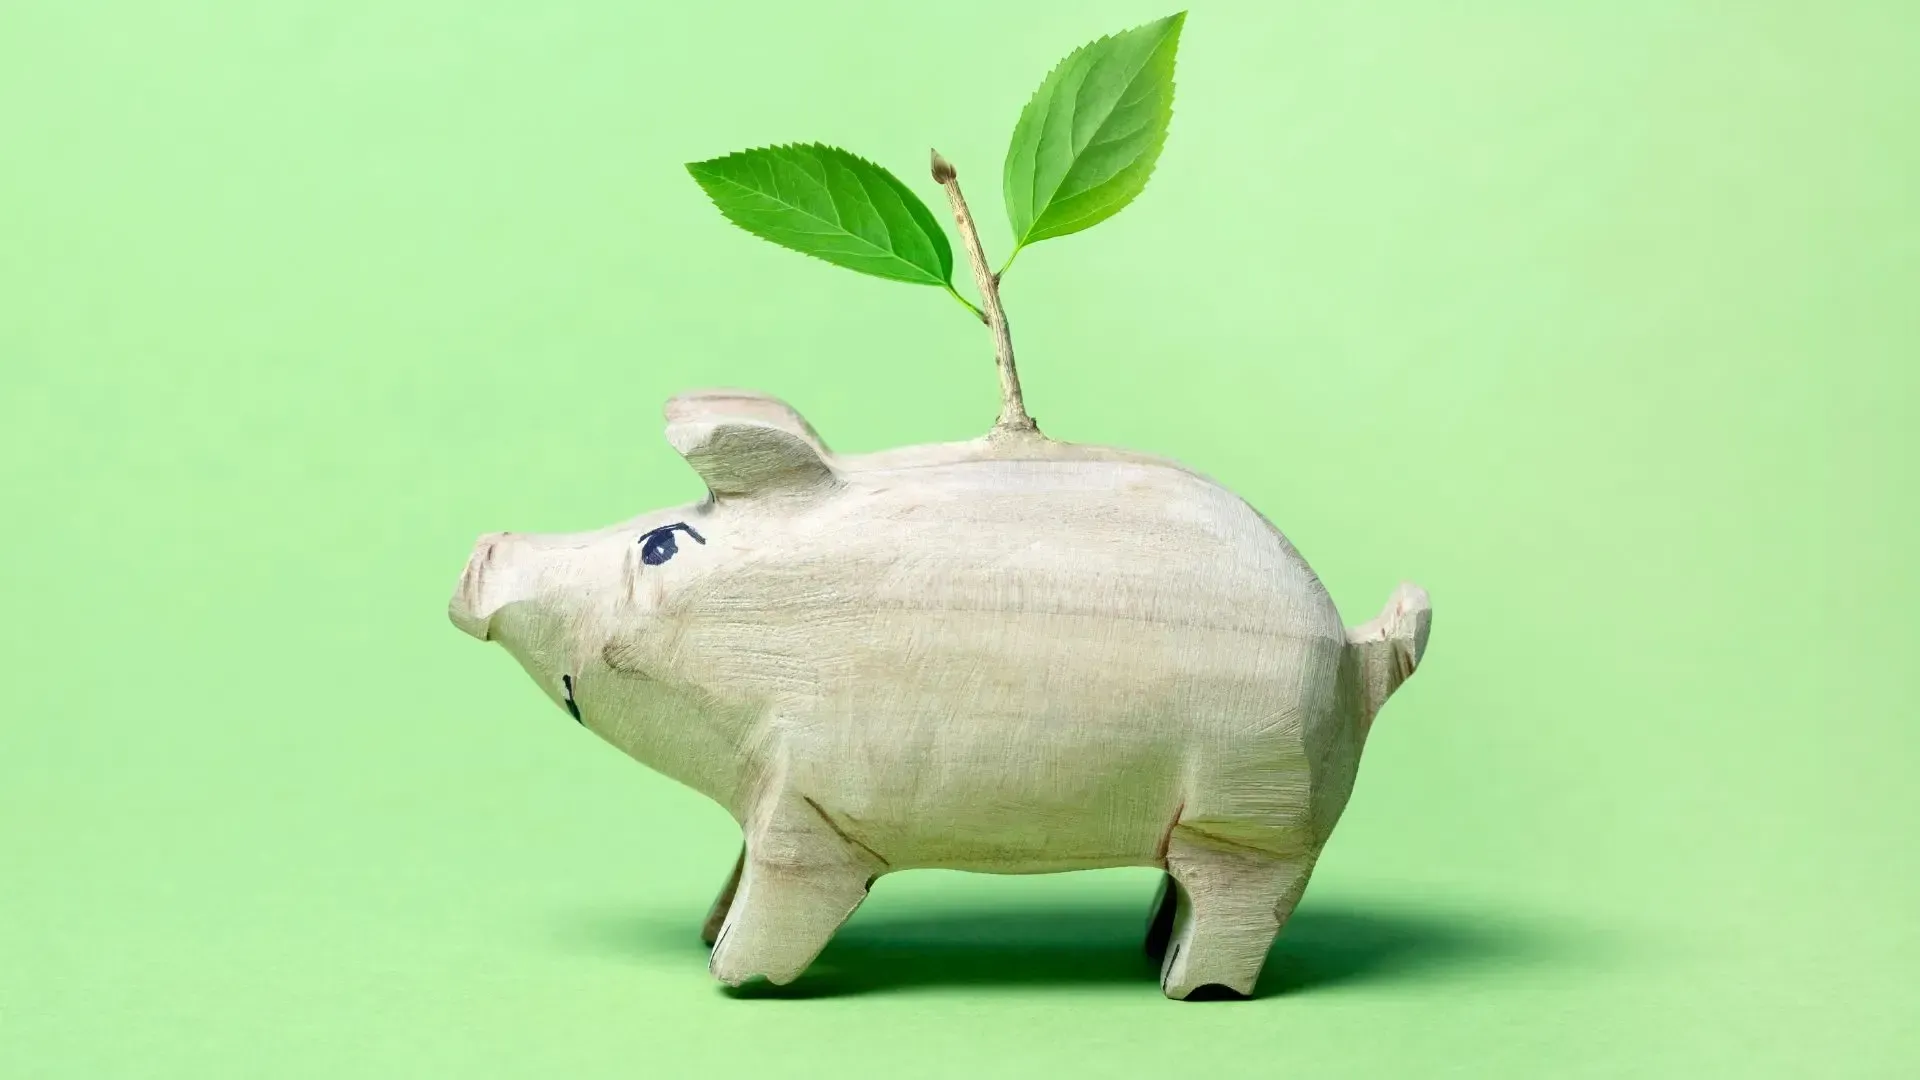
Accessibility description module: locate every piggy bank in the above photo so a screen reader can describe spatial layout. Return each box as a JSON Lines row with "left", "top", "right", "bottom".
{"left": 448, "top": 389, "right": 1432, "bottom": 1000}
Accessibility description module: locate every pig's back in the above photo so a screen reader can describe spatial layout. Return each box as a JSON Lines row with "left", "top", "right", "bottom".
{"left": 673, "top": 454, "right": 1350, "bottom": 871}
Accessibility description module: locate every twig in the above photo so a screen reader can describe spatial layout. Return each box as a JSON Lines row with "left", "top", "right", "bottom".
{"left": 932, "top": 149, "right": 1039, "bottom": 437}
{"left": 944, "top": 284, "right": 987, "bottom": 324}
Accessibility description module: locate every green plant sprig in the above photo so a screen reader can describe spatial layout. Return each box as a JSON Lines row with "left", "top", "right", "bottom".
{"left": 687, "top": 11, "right": 1186, "bottom": 437}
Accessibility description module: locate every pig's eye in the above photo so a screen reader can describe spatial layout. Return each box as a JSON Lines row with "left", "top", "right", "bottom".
{"left": 639, "top": 522, "right": 706, "bottom": 566}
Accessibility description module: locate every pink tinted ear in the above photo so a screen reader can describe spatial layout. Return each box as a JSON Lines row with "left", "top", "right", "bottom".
{"left": 664, "top": 389, "right": 831, "bottom": 454}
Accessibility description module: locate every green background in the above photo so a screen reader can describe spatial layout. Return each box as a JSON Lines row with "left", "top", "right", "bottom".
{"left": 4, "top": 2, "right": 1914, "bottom": 1075}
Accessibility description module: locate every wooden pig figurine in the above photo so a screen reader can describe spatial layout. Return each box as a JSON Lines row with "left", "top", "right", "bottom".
{"left": 448, "top": 389, "right": 1432, "bottom": 999}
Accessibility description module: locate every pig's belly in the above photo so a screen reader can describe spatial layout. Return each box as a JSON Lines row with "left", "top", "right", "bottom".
{"left": 777, "top": 613, "right": 1340, "bottom": 873}
{"left": 676, "top": 457, "right": 1350, "bottom": 871}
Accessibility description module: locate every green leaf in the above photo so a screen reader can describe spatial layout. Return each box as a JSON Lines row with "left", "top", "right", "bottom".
{"left": 1003, "top": 11, "right": 1186, "bottom": 252}
{"left": 687, "top": 143, "right": 954, "bottom": 287}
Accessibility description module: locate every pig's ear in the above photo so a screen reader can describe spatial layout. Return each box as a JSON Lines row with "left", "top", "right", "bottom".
{"left": 666, "top": 418, "right": 837, "bottom": 500}
{"left": 664, "top": 389, "right": 831, "bottom": 454}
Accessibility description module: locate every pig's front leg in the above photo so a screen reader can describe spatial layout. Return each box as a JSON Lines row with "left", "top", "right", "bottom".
{"left": 699, "top": 844, "right": 745, "bottom": 947}
{"left": 706, "top": 796, "right": 883, "bottom": 988}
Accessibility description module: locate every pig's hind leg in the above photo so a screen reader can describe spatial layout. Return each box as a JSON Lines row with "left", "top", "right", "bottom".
{"left": 706, "top": 797, "right": 884, "bottom": 988}
{"left": 1157, "top": 828, "right": 1320, "bottom": 1000}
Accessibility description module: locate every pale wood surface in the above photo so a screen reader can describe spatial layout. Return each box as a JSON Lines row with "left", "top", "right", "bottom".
{"left": 450, "top": 389, "right": 1432, "bottom": 998}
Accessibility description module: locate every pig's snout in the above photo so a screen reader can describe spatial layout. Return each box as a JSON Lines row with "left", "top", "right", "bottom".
{"left": 449, "top": 532, "right": 517, "bottom": 640}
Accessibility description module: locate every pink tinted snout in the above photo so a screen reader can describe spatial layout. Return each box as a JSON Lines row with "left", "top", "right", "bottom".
{"left": 449, "top": 531, "right": 523, "bottom": 640}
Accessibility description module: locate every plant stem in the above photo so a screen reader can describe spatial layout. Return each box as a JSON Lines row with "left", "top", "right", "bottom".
{"left": 943, "top": 283, "right": 987, "bottom": 323}
{"left": 932, "top": 149, "right": 1039, "bottom": 437}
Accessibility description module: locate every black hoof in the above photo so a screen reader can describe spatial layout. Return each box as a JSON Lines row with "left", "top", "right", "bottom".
{"left": 1182, "top": 983, "right": 1251, "bottom": 1002}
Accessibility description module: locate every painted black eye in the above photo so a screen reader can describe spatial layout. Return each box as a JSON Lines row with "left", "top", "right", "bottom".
{"left": 639, "top": 522, "right": 706, "bottom": 566}
{"left": 640, "top": 531, "right": 677, "bottom": 565}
